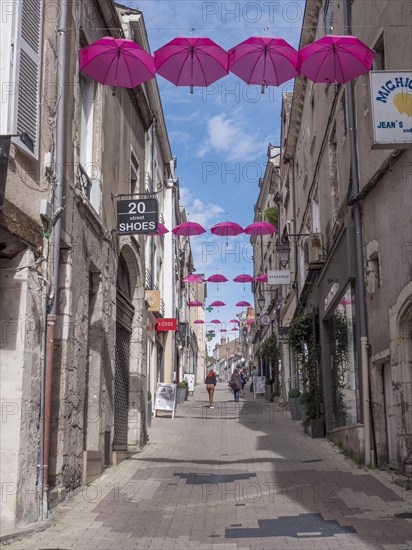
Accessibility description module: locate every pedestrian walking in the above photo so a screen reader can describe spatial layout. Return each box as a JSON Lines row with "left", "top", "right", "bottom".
{"left": 240, "top": 368, "right": 247, "bottom": 397}
{"left": 230, "top": 368, "right": 242, "bottom": 402}
{"left": 250, "top": 365, "right": 258, "bottom": 392}
{"left": 205, "top": 369, "right": 217, "bottom": 408}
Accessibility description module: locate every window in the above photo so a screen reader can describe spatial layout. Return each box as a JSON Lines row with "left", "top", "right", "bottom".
{"left": 329, "top": 284, "right": 360, "bottom": 429}
{"left": 373, "top": 33, "right": 385, "bottom": 70}
{"left": 130, "top": 153, "right": 139, "bottom": 195}
{"left": 7, "top": 1, "right": 44, "bottom": 156}
{"left": 324, "top": 0, "right": 337, "bottom": 33}
{"left": 79, "top": 73, "right": 101, "bottom": 212}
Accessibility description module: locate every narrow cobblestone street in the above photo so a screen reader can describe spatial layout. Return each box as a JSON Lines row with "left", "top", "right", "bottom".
{"left": 3, "top": 383, "right": 411, "bottom": 550}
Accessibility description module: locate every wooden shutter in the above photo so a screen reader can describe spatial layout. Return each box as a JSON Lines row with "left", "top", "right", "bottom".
{"left": 14, "top": 0, "right": 43, "bottom": 156}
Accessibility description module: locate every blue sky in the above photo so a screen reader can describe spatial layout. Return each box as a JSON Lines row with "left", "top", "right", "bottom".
{"left": 132, "top": 1, "right": 305, "bottom": 349}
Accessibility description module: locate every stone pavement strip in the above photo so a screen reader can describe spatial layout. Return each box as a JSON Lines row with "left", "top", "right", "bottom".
{"left": 3, "top": 384, "right": 412, "bottom": 550}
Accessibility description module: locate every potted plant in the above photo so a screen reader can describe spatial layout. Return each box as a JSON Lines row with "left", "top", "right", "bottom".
{"left": 288, "top": 387, "right": 302, "bottom": 420}
{"left": 288, "top": 310, "right": 325, "bottom": 437}
{"left": 265, "top": 378, "right": 274, "bottom": 401}
{"left": 176, "top": 381, "right": 188, "bottom": 404}
{"left": 271, "top": 389, "right": 280, "bottom": 404}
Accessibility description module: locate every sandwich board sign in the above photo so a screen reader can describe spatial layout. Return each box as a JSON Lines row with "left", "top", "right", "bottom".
{"left": 154, "top": 383, "right": 176, "bottom": 418}
{"left": 253, "top": 376, "right": 266, "bottom": 398}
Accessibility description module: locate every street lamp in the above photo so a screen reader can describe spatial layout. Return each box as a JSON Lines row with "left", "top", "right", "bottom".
{"left": 277, "top": 239, "right": 291, "bottom": 267}
{"left": 257, "top": 296, "right": 266, "bottom": 310}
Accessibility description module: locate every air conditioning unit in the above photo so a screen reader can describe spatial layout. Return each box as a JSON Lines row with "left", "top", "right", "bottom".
{"left": 306, "top": 232, "right": 325, "bottom": 268}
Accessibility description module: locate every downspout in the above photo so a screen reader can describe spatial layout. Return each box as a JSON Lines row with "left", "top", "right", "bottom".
{"left": 43, "top": 4, "right": 70, "bottom": 517}
{"left": 290, "top": 156, "right": 299, "bottom": 388}
{"left": 343, "top": 0, "right": 371, "bottom": 465}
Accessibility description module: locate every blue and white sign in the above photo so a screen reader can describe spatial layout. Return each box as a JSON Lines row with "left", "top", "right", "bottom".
{"left": 370, "top": 71, "right": 412, "bottom": 149}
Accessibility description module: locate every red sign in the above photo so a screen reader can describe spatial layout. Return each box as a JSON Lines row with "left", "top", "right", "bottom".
{"left": 156, "top": 318, "right": 177, "bottom": 331}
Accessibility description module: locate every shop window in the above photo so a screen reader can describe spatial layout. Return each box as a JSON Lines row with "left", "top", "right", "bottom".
{"left": 328, "top": 284, "right": 361, "bottom": 428}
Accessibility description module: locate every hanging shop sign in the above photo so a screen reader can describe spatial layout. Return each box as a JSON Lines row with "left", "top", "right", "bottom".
{"left": 145, "top": 290, "right": 160, "bottom": 312}
{"left": 370, "top": 71, "right": 412, "bottom": 149}
{"left": 268, "top": 270, "right": 291, "bottom": 285}
{"left": 117, "top": 198, "right": 158, "bottom": 234}
{"left": 156, "top": 318, "right": 177, "bottom": 331}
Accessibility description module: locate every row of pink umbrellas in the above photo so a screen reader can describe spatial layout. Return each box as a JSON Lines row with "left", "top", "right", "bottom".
{"left": 184, "top": 272, "right": 268, "bottom": 284}
{"left": 188, "top": 299, "right": 251, "bottom": 307}
{"left": 80, "top": 34, "right": 375, "bottom": 91}
{"left": 149, "top": 220, "right": 276, "bottom": 237}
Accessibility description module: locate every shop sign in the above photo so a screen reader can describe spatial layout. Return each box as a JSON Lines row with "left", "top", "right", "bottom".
{"left": 157, "top": 318, "right": 177, "bottom": 331}
{"left": 370, "top": 71, "right": 412, "bottom": 149}
{"left": 268, "top": 270, "right": 291, "bottom": 285}
{"left": 117, "top": 198, "right": 158, "bottom": 234}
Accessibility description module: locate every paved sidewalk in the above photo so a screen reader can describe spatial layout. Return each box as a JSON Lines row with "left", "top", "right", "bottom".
{"left": 3, "top": 383, "right": 411, "bottom": 550}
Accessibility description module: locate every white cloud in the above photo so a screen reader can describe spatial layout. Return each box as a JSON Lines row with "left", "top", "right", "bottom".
{"left": 197, "top": 113, "right": 270, "bottom": 161}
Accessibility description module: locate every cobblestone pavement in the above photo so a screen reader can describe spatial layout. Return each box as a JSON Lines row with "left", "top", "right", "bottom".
{"left": 4, "top": 384, "right": 412, "bottom": 550}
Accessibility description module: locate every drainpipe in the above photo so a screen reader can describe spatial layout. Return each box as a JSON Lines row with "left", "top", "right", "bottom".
{"left": 343, "top": 0, "right": 371, "bottom": 465}
{"left": 43, "top": 3, "right": 70, "bottom": 517}
{"left": 290, "top": 156, "right": 299, "bottom": 388}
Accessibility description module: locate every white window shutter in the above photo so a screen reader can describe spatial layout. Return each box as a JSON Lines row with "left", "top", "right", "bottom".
{"left": 14, "top": 0, "right": 43, "bottom": 156}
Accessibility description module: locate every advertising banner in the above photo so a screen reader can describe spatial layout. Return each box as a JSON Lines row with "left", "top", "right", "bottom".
{"left": 183, "top": 373, "right": 195, "bottom": 392}
{"left": 253, "top": 376, "right": 266, "bottom": 397}
{"left": 154, "top": 383, "right": 176, "bottom": 418}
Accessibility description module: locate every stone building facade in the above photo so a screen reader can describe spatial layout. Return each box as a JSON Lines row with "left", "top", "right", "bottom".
{"left": 278, "top": 0, "right": 411, "bottom": 470}
{"left": 0, "top": 0, "right": 179, "bottom": 527}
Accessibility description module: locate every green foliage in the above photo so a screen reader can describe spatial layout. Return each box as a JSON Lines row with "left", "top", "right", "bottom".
{"left": 256, "top": 334, "right": 279, "bottom": 391}
{"left": 177, "top": 380, "right": 188, "bottom": 389}
{"left": 147, "top": 391, "right": 152, "bottom": 402}
{"left": 329, "top": 309, "right": 350, "bottom": 426}
{"left": 288, "top": 310, "right": 323, "bottom": 424}
{"left": 288, "top": 387, "right": 301, "bottom": 398}
{"left": 263, "top": 206, "right": 278, "bottom": 229}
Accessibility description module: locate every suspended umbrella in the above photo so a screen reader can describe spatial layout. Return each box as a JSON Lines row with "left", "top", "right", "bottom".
{"left": 228, "top": 36, "right": 299, "bottom": 93}
{"left": 194, "top": 319, "right": 205, "bottom": 324}
{"left": 230, "top": 319, "right": 240, "bottom": 324}
{"left": 236, "top": 301, "right": 252, "bottom": 307}
{"left": 210, "top": 319, "right": 221, "bottom": 324}
{"left": 255, "top": 273, "right": 268, "bottom": 282}
{"left": 207, "top": 272, "right": 228, "bottom": 292}
{"left": 244, "top": 221, "right": 277, "bottom": 235}
{"left": 233, "top": 273, "right": 254, "bottom": 283}
{"left": 147, "top": 222, "right": 169, "bottom": 236}
{"left": 188, "top": 300, "right": 203, "bottom": 307}
{"left": 232, "top": 326, "right": 239, "bottom": 330}
{"left": 154, "top": 36, "right": 229, "bottom": 93}
{"left": 182, "top": 273, "right": 204, "bottom": 283}
{"left": 246, "top": 318, "right": 255, "bottom": 324}
{"left": 207, "top": 273, "right": 228, "bottom": 283}
{"left": 298, "top": 35, "right": 375, "bottom": 84}
{"left": 79, "top": 37, "right": 155, "bottom": 88}
{"left": 172, "top": 222, "right": 206, "bottom": 236}
{"left": 210, "top": 300, "right": 226, "bottom": 307}
{"left": 210, "top": 221, "right": 244, "bottom": 236}
{"left": 220, "top": 328, "right": 227, "bottom": 332}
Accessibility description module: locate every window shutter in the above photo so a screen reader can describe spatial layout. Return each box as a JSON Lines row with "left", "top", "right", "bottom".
{"left": 14, "top": 0, "right": 43, "bottom": 156}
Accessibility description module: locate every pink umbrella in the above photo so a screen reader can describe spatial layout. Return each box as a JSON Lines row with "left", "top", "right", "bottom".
{"left": 236, "top": 301, "right": 252, "bottom": 307}
{"left": 182, "top": 273, "right": 204, "bottom": 283}
{"left": 233, "top": 273, "right": 254, "bottom": 283}
{"left": 210, "top": 221, "right": 243, "bottom": 236}
{"left": 79, "top": 37, "right": 154, "bottom": 88}
{"left": 255, "top": 273, "right": 268, "bottom": 282}
{"left": 246, "top": 318, "right": 255, "bottom": 324}
{"left": 172, "top": 222, "right": 206, "bottom": 236}
{"left": 220, "top": 329, "right": 227, "bottom": 332}
{"left": 210, "top": 319, "right": 221, "bottom": 324}
{"left": 154, "top": 36, "right": 229, "bottom": 93}
{"left": 229, "top": 36, "right": 299, "bottom": 92}
{"left": 188, "top": 300, "right": 203, "bottom": 307}
{"left": 147, "top": 222, "right": 169, "bottom": 236}
{"left": 230, "top": 319, "right": 240, "bottom": 324}
{"left": 299, "top": 35, "right": 375, "bottom": 84}
{"left": 194, "top": 319, "right": 205, "bottom": 324}
{"left": 207, "top": 273, "right": 228, "bottom": 283}
{"left": 210, "top": 300, "right": 226, "bottom": 307}
{"left": 244, "top": 221, "right": 277, "bottom": 235}
{"left": 232, "top": 326, "right": 239, "bottom": 331}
